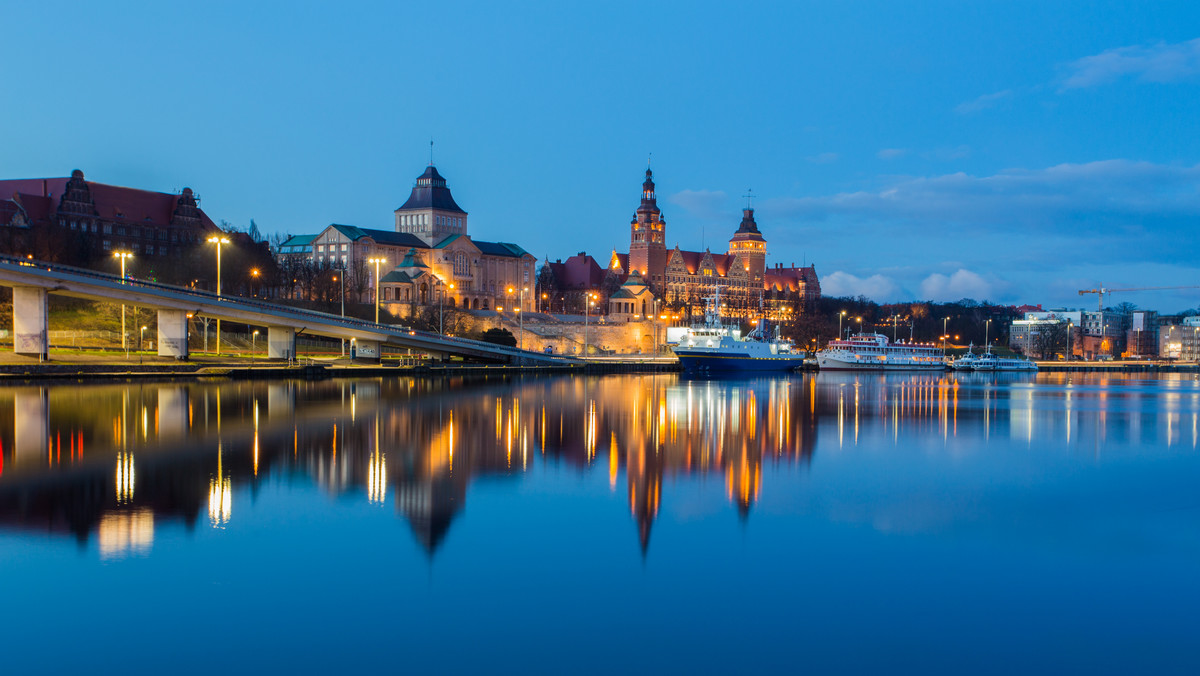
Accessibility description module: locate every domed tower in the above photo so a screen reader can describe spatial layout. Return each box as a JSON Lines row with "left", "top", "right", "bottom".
{"left": 394, "top": 165, "right": 468, "bottom": 246}
{"left": 628, "top": 167, "right": 667, "bottom": 291}
{"left": 728, "top": 207, "right": 766, "bottom": 286}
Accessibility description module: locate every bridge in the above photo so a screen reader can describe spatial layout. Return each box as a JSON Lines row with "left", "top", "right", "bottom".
{"left": 0, "top": 255, "right": 580, "bottom": 365}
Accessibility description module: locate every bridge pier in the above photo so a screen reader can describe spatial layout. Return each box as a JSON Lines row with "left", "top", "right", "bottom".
{"left": 268, "top": 326, "right": 296, "bottom": 360}
{"left": 13, "top": 286, "right": 48, "bottom": 358}
{"left": 350, "top": 338, "right": 380, "bottom": 361}
{"left": 157, "top": 309, "right": 189, "bottom": 359}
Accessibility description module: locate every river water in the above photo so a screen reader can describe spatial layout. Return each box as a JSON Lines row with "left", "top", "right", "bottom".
{"left": 0, "top": 372, "right": 1197, "bottom": 674}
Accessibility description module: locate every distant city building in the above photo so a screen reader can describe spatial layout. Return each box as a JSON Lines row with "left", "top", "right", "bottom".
{"left": 0, "top": 169, "right": 221, "bottom": 282}
{"left": 1009, "top": 309, "right": 1082, "bottom": 358}
{"left": 278, "top": 164, "right": 536, "bottom": 313}
{"left": 1158, "top": 316, "right": 1200, "bottom": 360}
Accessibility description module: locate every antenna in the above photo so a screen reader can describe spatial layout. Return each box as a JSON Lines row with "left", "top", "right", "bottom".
{"left": 429, "top": 139, "right": 434, "bottom": 166}
{"left": 647, "top": 152, "right": 652, "bottom": 168}
{"left": 743, "top": 188, "right": 755, "bottom": 209}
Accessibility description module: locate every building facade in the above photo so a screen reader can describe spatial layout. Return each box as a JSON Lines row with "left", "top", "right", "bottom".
{"left": 606, "top": 168, "right": 819, "bottom": 320}
{"left": 0, "top": 169, "right": 220, "bottom": 281}
{"left": 278, "top": 164, "right": 536, "bottom": 314}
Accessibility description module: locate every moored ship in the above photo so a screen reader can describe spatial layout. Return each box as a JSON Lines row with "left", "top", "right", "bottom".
{"left": 817, "top": 333, "right": 946, "bottom": 371}
{"left": 672, "top": 289, "right": 805, "bottom": 373}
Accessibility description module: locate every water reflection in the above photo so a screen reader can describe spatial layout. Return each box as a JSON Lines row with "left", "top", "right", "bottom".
{"left": 0, "top": 371, "right": 1198, "bottom": 558}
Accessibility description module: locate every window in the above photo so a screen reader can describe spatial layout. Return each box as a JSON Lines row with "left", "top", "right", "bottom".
{"left": 341, "top": 244, "right": 347, "bottom": 251}
{"left": 103, "top": 240, "right": 112, "bottom": 251}
{"left": 104, "top": 224, "right": 113, "bottom": 235}
{"left": 117, "top": 226, "right": 126, "bottom": 236}
{"left": 317, "top": 245, "right": 325, "bottom": 252}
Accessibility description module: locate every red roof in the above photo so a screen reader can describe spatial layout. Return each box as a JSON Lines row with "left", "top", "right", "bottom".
{"left": 0, "top": 175, "right": 217, "bottom": 230}
{"left": 765, "top": 265, "right": 821, "bottom": 293}
{"left": 548, "top": 253, "right": 606, "bottom": 290}
{"left": 673, "top": 249, "right": 731, "bottom": 276}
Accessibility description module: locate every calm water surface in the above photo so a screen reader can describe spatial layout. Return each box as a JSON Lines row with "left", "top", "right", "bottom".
{"left": 1, "top": 372, "right": 1198, "bottom": 674}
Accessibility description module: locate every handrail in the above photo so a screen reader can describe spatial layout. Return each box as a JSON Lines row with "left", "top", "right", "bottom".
{"left": 0, "top": 255, "right": 576, "bottom": 362}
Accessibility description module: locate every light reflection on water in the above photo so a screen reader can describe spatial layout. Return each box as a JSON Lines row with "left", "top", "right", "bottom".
{"left": 0, "top": 371, "right": 1198, "bottom": 673}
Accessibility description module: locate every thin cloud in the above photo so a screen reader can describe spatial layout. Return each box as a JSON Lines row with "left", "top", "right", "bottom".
{"left": 877, "top": 148, "right": 908, "bottom": 160}
{"left": 668, "top": 189, "right": 728, "bottom": 222}
{"left": 919, "top": 269, "right": 997, "bottom": 302}
{"left": 954, "top": 89, "right": 1012, "bottom": 114}
{"left": 1061, "top": 37, "right": 1200, "bottom": 89}
{"left": 822, "top": 271, "right": 901, "bottom": 301}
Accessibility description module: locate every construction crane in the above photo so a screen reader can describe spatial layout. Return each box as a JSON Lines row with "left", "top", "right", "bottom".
{"left": 1078, "top": 285, "right": 1200, "bottom": 311}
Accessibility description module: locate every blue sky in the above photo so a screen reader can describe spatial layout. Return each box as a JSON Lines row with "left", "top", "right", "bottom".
{"left": 5, "top": 1, "right": 1200, "bottom": 311}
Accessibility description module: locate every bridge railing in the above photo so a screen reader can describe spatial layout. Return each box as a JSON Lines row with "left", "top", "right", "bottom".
{"left": 0, "top": 255, "right": 575, "bottom": 362}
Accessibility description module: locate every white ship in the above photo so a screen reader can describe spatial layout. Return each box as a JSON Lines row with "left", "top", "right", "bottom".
{"left": 948, "top": 344, "right": 980, "bottom": 371}
{"left": 672, "top": 289, "right": 806, "bottom": 374}
{"left": 971, "top": 349, "right": 1038, "bottom": 372}
{"left": 817, "top": 333, "right": 947, "bottom": 371}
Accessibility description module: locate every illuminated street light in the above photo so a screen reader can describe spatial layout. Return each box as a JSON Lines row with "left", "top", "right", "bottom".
{"left": 367, "top": 257, "right": 386, "bottom": 323}
{"left": 113, "top": 251, "right": 133, "bottom": 356}
{"left": 838, "top": 310, "right": 846, "bottom": 340}
{"left": 207, "top": 235, "right": 231, "bottom": 355}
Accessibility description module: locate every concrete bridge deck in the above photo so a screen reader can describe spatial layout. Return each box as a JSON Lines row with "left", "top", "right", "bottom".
{"left": 0, "top": 255, "right": 581, "bottom": 366}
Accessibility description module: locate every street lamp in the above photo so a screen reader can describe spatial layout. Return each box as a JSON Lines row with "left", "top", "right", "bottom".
{"left": 250, "top": 268, "right": 260, "bottom": 298}
{"left": 584, "top": 291, "right": 596, "bottom": 356}
{"left": 253, "top": 329, "right": 259, "bottom": 355}
{"left": 139, "top": 325, "right": 147, "bottom": 351}
{"left": 1066, "top": 320, "right": 1073, "bottom": 362}
{"left": 984, "top": 318, "right": 992, "bottom": 352}
{"left": 332, "top": 271, "right": 346, "bottom": 355}
{"left": 942, "top": 317, "right": 949, "bottom": 355}
{"left": 113, "top": 251, "right": 133, "bottom": 355}
{"left": 207, "top": 235, "right": 230, "bottom": 355}
{"left": 838, "top": 310, "right": 847, "bottom": 339}
{"left": 508, "top": 286, "right": 527, "bottom": 350}
{"left": 367, "top": 257, "right": 386, "bottom": 323}
{"left": 439, "top": 280, "right": 455, "bottom": 334}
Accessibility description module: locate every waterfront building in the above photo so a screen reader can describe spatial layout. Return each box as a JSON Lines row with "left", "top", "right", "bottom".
{"left": 279, "top": 164, "right": 536, "bottom": 313}
{"left": 1081, "top": 310, "right": 1130, "bottom": 358}
{"left": 1158, "top": 316, "right": 1200, "bottom": 360}
{"left": 1008, "top": 310, "right": 1082, "bottom": 358}
{"left": 604, "top": 167, "right": 820, "bottom": 320}
{"left": 0, "top": 169, "right": 221, "bottom": 280}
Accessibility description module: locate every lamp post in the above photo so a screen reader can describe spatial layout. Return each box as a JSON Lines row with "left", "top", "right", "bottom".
{"left": 984, "top": 318, "right": 992, "bottom": 352}
{"left": 838, "top": 310, "right": 846, "bottom": 340}
{"left": 1067, "top": 321, "right": 1073, "bottom": 362}
{"left": 439, "top": 280, "right": 454, "bottom": 334}
{"left": 332, "top": 271, "right": 346, "bottom": 356}
{"left": 584, "top": 291, "right": 595, "bottom": 356}
{"left": 942, "top": 317, "right": 949, "bottom": 355}
{"left": 250, "top": 268, "right": 260, "bottom": 298}
{"left": 139, "top": 325, "right": 146, "bottom": 352}
{"left": 367, "top": 257, "right": 386, "bottom": 323}
{"left": 207, "top": 236, "right": 230, "bottom": 355}
{"left": 506, "top": 286, "right": 526, "bottom": 350}
{"left": 113, "top": 251, "right": 133, "bottom": 356}
{"left": 253, "top": 329, "right": 259, "bottom": 355}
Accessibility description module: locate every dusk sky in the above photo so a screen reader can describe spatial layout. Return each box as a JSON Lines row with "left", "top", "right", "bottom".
{"left": 6, "top": 1, "right": 1200, "bottom": 310}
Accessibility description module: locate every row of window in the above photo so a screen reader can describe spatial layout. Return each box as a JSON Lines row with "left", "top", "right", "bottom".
{"left": 60, "top": 219, "right": 194, "bottom": 243}
{"left": 101, "top": 240, "right": 179, "bottom": 257}
{"left": 316, "top": 243, "right": 347, "bottom": 253}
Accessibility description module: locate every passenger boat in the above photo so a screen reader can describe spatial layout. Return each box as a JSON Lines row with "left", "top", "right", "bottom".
{"left": 817, "top": 333, "right": 947, "bottom": 371}
{"left": 971, "top": 349, "right": 1038, "bottom": 372}
{"left": 948, "top": 344, "right": 980, "bottom": 371}
{"left": 672, "top": 291, "right": 806, "bottom": 373}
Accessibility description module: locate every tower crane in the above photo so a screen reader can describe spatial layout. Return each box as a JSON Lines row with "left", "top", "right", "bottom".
{"left": 1078, "top": 285, "right": 1200, "bottom": 311}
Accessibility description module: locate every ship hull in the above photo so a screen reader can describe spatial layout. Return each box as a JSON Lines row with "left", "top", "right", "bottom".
{"left": 817, "top": 354, "right": 947, "bottom": 371}
{"left": 674, "top": 349, "right": 806, "bottom": 373}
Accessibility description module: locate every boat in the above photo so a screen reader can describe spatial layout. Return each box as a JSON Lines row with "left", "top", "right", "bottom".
{"left": 671, "top": 290, "right": 806, "bottom": 373}
{"left": 948, "top": 344, "right": 980, "bottom": 371}
{"left": 971, "top": 348, "right": 1038, "bottom": 372}
{"left": 817, "top": 333, "right": 947, "bottom": 371}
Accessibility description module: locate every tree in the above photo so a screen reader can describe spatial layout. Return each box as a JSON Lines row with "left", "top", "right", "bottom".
{"left": 1030, "top": 321, "right": 1068, "bottom": 359}
{"left": 1114, "top": 301, "right": 1138, "bottom": 315}
{"left": 481, "top": 327, "right": 516, "bottom": 347}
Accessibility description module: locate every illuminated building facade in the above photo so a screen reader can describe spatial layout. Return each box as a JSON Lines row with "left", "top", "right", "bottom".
{"left": 606, "top": 167, "right": 820, "bottom": 320}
